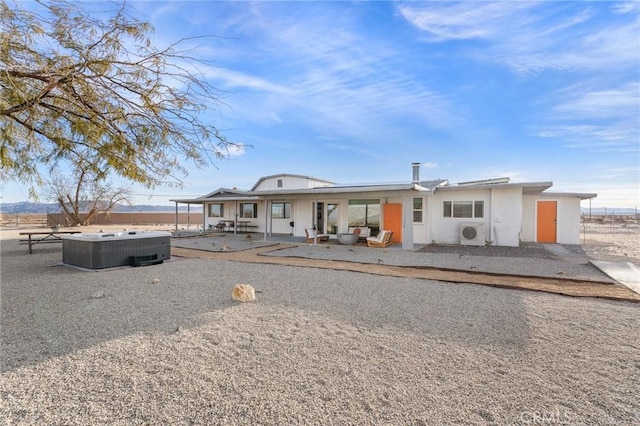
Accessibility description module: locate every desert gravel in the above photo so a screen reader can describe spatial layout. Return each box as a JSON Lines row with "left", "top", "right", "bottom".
{"left": 1, "top": 229, "right": 639, "bottom": 424}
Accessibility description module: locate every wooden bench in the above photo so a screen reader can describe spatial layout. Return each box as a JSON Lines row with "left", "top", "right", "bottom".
{"left": 19, "top": 231, "right": 81, "bottom": 254}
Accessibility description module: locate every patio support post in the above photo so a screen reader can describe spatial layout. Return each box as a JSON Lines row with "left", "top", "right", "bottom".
{"left": 264, "top": 199, "right": 269, "bottom": 241}
{"left": 234, "top": 200, "right": 238, "bottom": 235}
{"left": 314, "top": 199, "right": 318, "bottom": 244}
{"left": 174, "top": 202, "right": 178, "bottom": 232}
{"left": 402, "top": 195, "right": 414, "bottom": 250}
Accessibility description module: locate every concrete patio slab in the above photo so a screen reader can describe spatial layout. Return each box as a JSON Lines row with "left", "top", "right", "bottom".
{"left": 590, "top": 260, "right": 640, "bottom": 295}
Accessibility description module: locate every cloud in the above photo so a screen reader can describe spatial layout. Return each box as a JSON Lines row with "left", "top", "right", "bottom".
{"left": 202, "top": 66, "right": 291, "bottom": 94}
{"left": 398, "top": 1, "right": 640, "bottom": 74}
{"left": 193, "top": 2, "right": 462, "bottom": 140}
{"left": 536, "top": 82, "right": 639, "bottom": 152}
{"left": 397, "top": 1, "right": 537, "bottom": 41}
{"left": 611, "top": 1, "right": 640, "bottom": 15}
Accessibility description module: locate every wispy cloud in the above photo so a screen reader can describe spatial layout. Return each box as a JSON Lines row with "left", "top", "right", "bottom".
{"left": 398, "top": 1, "right": 639, "bottom": 74}
{"left": 202, "top": 66, "right": 291, "bottom": 94}
{"left": 397, "top": 1, "right": 538, "bottom": 41}
{"left": 537, "top": 82, "right": 639, "bottom": 152}
{"left": 193, "top": 2, "right": 461, "bottom": 141}
{"left": 552, "top": 82, "right": 639, "bottom": 119}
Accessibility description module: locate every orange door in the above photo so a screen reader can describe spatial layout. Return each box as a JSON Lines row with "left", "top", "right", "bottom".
{"left": 537, "top": 201, "right": 557, "bottom": 243}
{"left": 382, "top": 203, "right": 402, "bottom": 243}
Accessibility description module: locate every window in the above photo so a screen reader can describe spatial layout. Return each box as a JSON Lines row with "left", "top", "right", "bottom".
{"left": 348, "top": 199, "right": 380, "bottom": 230}
{"left": 240, "top": 203, "right": 258, "bottom": 218}
{"left": 454, "top": 201, "right": 473, "bottom": 218}
{"left": 474, "top": 201, "right": 484, "bottom": 218}
{"left": 413, "top": 197, "right": 423, "bottom": 223}
{"left": 443, "top": 201, "right": 484, "bottom": 218}
{"left": 277, "top": 179, "right": 283, "bottom": 188}
{"left": 271, "top": 202, "right": 291, "bottom": 219}
{"left": 208, "top": 203, "right": 224, "bottom": 218}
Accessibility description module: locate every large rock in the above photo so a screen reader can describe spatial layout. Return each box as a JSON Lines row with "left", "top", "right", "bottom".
{"left": 231, "top": 284, "right": 256, "bottom": 302}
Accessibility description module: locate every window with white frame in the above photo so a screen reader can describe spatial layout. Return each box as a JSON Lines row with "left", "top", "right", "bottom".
{"left": 208, "top": 203, "right": 224, "bottom": 218}
{"left": 271, "top": 202, "right": 291, "bottom": 219}
{"left": 413, "top": 197, "right": 423, "bottom": 223}
{"left": 443, "top": 201, "right": 484, "bottom": 218}
{"left": 240, "top": 203, "right": 258, "bottom": 219}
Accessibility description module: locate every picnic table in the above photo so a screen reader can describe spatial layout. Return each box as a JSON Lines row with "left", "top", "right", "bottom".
{"left": 19, "top": 230, "right": 81, "bottom": 254}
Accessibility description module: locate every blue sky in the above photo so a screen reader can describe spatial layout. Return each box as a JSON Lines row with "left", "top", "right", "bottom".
{"left": 2, "top": 0, "right": 639, "bottom": 208}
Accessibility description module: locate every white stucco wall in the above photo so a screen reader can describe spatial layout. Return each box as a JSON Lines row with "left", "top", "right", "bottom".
{"left": 521, "top": 195, "right": 582, "bottom": 244}
{"left": 521, "top": 196, "right": 536, "bottom": 242}
{"left": 490, "top": 187, "right": 522, "bottom": 247}
{"left": 430, "top": 189, "right": 490, "bottom": 244}
{"left": 557, "top": 197, "right": 581, "bottom": 244}
{"left": 411, "top": 195, "right": 429, "bottom": 245}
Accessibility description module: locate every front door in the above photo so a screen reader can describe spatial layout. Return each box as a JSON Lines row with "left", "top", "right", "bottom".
{"left": 382, "top": 203, "right": 402, "bottom": 243}
{"left": 537, "top": 201, "right": 557, "bottom": 243}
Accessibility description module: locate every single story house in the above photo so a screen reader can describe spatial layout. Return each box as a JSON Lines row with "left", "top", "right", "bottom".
{"left": 171, "top": 163, "right": 596, "bottom": 249}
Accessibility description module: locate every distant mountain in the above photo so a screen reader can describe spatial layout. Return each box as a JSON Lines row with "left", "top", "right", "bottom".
{"left": 0, "top": 202, "right": 200, "bottom": 214}
{"left": 581, "top": 207, "right": 638, "bottom": 216}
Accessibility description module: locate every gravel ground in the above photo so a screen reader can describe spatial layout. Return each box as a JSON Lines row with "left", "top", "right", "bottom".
{"left": 172, "top": 235, "right": 613, "bottom": 283}
{"left": 581, "top": 222, "right": 640, "bottom": 265}
{"left": 1, "top": 234, "right": 639, "bottom": 424}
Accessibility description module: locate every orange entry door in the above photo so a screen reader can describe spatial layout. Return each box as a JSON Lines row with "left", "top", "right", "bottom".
{"left": 382, "top": 203, "right": 402, "bottom": 243}
{"left": 537, "top": 201, "right": 557, "bottom": 243}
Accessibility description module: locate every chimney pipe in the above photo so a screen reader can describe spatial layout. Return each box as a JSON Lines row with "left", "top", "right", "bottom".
{"left": 412, "top": 162, "right": 421, "bottom": 184}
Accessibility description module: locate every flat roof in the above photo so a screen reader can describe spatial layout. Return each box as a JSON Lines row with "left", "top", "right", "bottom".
{"left": 437, "top": 181, "right": 554, "bottom": 194}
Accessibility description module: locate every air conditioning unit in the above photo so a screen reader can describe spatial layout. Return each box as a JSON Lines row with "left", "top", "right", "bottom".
{"left": 460, "top": 223, "right": 485, "bottom": 246}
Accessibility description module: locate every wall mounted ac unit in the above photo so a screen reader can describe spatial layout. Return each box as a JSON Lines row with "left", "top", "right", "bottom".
{"left": 460, "top": 223, "right": 485, "bottom": 246}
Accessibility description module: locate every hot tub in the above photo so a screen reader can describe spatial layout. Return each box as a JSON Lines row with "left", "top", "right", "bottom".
{"left": 62, "top": 230, "right": 171, "bottom": 269}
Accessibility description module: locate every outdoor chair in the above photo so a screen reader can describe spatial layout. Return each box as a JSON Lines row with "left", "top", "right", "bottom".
{"left": 305, "top": 228, "right": 330, "bottom": 243}
{"left": 366, "top": 230, "right": 394, "bottom": 248}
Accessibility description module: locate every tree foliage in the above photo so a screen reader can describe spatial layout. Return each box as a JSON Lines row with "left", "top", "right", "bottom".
{"left": 1, "top": 0, "right": 237, "bottom": 191}
{"left": 49, "top": 155, "right": 132, "bottom": 226}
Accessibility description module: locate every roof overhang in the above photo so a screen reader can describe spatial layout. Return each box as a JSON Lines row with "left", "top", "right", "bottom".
{"left": 170, "top": 195, "right": 260, "bottom": 204}
{"left": 538, "top": 192, "right": 597, "bottom": 200}
{"left": 252, "top": 183, "right": 435, "bottom": 196}
{"left": 437, "top": 181, "right": 554, "bottom": 194}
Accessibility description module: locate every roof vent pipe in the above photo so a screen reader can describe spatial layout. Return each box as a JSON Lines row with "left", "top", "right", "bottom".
{"left": 411, "top": 162, "right": 421, "bottom": 184}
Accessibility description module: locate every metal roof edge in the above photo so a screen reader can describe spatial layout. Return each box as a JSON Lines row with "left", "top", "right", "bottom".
{"left": 539, "top": 192, "right": 598, "bottom": 200}
{"left": 436, "top": 181, "right": 553, "bottom": 191}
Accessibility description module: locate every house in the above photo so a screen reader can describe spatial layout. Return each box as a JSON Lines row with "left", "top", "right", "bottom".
{"left": 171, "top": 164, "right": 596, "bottom": 249}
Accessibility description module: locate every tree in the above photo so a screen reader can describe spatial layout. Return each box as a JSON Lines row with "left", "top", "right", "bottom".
{"left": 0, "top": 0, "right": 238, "bottom": 193}
{"left": 49, "top": 156, "right": 132, "bottom": 226}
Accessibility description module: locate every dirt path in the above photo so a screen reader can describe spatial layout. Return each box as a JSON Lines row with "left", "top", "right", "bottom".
{"left": 172, "top": 245, "right": 640, "bottom": 303}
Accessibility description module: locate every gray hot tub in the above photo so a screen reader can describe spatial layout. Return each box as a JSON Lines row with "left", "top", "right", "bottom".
{"left": 62, "top": 230, "right": 171, "bottom": 269}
